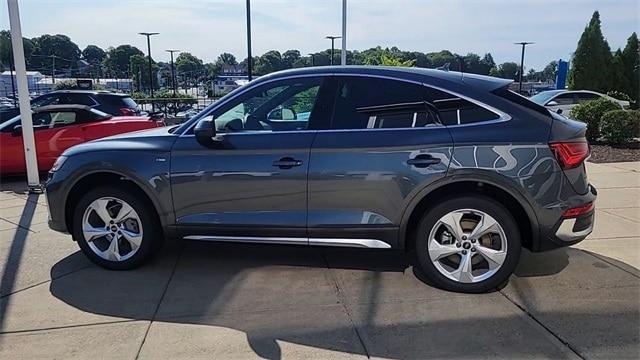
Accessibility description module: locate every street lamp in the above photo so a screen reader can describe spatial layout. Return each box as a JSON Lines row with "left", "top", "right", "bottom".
{"left": 515, "top": 42, "right": 534, "bottom": 93}
{"left": 246, "top": 0, "right": 253, "bottom": 81}
{"left": 166, "top": 49, "right": 180, "bottom": 96}
{"left": 139, "top": 32, "right": 159, "bottom": 101}
{"left": 326, "top": 36, "right": 341, "bottom": 66}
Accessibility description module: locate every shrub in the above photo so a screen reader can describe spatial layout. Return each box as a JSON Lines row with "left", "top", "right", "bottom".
{"left": 570, "top": 98, "right": 620, "bottom": 141}
{"left": 607, "top": 90, "right": 631, "bottom": 103}
{"left": 600, "top": 110, "right": 640, "bottom": 144}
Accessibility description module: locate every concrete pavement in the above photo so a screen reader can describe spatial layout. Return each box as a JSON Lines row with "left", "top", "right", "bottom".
{"left": 0, "top": 162, "right": 638, "bottom": 359}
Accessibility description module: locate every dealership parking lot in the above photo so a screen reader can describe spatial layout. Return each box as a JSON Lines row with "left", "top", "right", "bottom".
{"left": 0, "top": 161, "right": 638, "bottom": 359}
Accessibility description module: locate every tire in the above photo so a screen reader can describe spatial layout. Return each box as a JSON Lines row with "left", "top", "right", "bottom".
{"left": 414, "top": 195, "right": 521, "bottom": 293}
{"left": 72, "top": 185, "right": 162, "bottom": 270}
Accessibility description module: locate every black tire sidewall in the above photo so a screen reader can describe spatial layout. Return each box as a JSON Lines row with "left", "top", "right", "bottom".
{"left": 415, "top": 195, "right": 521, "bottom": 293}
{"left": 72, "top": 186, "right": 160, "bottom": 270}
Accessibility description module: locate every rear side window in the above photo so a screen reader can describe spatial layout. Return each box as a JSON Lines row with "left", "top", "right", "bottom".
{"left": 98, "top": 95, "right": 137, "bottom": 108}
{"left": 576, "top": 93, "right": 601, "bottom": 103}
{"left": 551, "top": 93, "right": 575, "bottom": 105}
{"left": 330, "top": 77, "right": 438, "bottom": 129}
{"left": 64, "top": 93, "right": 97, "bottom": 106}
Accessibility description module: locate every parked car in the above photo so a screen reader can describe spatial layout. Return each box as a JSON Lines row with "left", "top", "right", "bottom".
{"left": 0, "top": 90, "right": 140, "bottom": 123}
{"left": 0, "top": 104, "right": 164, "bottom": 174}
{"left": 531, "top": 89, "right": 628, "bottom": 117}
{"left": 45, "top": 67, "right": 596, "bottom": 293}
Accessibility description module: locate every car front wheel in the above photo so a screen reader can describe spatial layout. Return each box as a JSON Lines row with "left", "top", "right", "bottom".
{"left": 72, "top": 186, "right": 161, "bottom": 270}
{"left": 415, "top": 195, "right": 521, "bottom": 293}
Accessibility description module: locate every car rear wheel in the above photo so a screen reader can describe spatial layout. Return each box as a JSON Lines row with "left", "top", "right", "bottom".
{"left": 414, "top": 195, "right": 521, "bottom": 293}
{"left": 72, "top": 186, "right": 161, "bottom": 270}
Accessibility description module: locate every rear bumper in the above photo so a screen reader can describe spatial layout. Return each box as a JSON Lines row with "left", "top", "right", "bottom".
{"left": 535, "top": 184, "right": 597, "bottom": 251}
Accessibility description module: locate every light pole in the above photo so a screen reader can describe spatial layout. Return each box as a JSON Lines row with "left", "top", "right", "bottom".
{"left": 341, "top": 0, "right": 347, "bottom": 66}
{"left": 166, "top": 49, "right": 179, "bottom": 96}
{"left": 515, "top": 42, "right": 534, "bottom": 93}
{"left": 246, "top": 0, "right": 253, "bottom": 81}
{"left": 139, "top": 32, "right": 159, "bottom": 100}
{"left": 326, "top": 36, "right": 341, "bottom": 66}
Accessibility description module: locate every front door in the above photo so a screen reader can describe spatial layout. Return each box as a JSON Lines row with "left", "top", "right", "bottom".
{"left": 170, "top": 76, "right": 329, "bottom": 240}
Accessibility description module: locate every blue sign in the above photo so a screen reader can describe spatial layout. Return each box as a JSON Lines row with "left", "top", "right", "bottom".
{"left": 556, "top": 60, "right": 569, "bottom": 89}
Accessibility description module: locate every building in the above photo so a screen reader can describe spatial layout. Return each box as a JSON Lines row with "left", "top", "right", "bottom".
{"left": 212, "top": 64, "right": 249, "bottom": 95}
{"left": 34, "top": 77, "right": 133, "bottom": 93}
{"left": 0, "top": 71, "right": 45, "bottom": 97}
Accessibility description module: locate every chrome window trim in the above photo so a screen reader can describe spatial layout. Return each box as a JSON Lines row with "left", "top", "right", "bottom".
{"left": 183, "top": 235, "right": 391, "bottom": 249}
{"left": 180, "top": 72, "right": 511, "bottom": 136}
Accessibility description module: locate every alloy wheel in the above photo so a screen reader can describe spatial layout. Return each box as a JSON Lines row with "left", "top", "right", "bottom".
{"left": 82, "top": 197, "right": 143, "bottom": 262}
{"left": 427, "top": 209, "right": 508, "bottom": 283}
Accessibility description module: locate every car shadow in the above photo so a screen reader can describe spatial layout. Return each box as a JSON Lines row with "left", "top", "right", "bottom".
{"left": 45, "top": 241, "right": 640, "bottom": 359}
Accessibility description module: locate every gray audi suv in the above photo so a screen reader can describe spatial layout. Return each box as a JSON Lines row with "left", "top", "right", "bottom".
{"left": 45, "top": 66, "right": 596, "bottom": 293}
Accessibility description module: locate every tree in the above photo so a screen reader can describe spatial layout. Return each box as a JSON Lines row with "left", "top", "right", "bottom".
{"left": 568, "top": 11, "right": 613, "bottom": 92}
{"left": 30, "top": 34, "right": 81, "bottom": 75}
{"left": 380, "top": 54, "right": 416, "bottom": 67}
{"left": 480, "top": 53, "right": 496, "bottom": 75}
{"left": 282, "top": 50, "right": 301, "bottom": 68}
{"left": 621, "top": 32, "right": 639, "bottom": 105}
{"left": 216, "top": 52, "right": 238, "bottom": 66}
{"left": 82, "top": 45, "right": 106, "bottom": 65}
{"left": 0, "top": 30, "right": 35, "bottom": 71}
{"left": 255, "top": 50, "right": 283, "bottom": 75}
{"left": 130, "top": 54, "right": 158, "bottom": 92}
{"left": 102, "top": 45, "right": 144, "bottom": 77}
{"left": 490, "top": 62, "right": 519, "bottom": 79}
{"left": 175, "top": 52, "right": 204, "bottom": 74}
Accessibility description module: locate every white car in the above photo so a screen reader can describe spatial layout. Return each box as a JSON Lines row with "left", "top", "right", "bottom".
{"left": 530, "top": 90, "right": 628, "bottom": 117}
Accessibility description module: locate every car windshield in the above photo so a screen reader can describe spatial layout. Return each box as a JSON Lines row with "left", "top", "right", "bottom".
{"left": 530, "top": 91, "right": 562, "bottom": 105}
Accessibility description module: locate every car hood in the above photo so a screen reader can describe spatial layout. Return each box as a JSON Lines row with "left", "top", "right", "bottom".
{"left": 63, "top": 126, "right": 178, "bottom": 157}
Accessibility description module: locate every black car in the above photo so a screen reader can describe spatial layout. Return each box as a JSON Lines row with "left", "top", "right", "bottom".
{"left": 0, "top": 90, "right": 139, "bottom": 122}
{"left": 45, "top": 66, "right": 596, "bottom": 293}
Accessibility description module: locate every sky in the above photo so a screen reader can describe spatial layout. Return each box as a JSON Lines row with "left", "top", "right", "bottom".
{"left": 1, "top": 0, "right": 638, "bottom": 70}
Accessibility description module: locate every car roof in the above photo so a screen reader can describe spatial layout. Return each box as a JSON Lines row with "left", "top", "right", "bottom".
{"left": 45, "top": 90, "right": 130, "bottom": 96}
{"left": 257, "top": 65, "right": 513, "bottom": 92}
{"left": 33, "top": 104, "right": 94, "bottom": 112}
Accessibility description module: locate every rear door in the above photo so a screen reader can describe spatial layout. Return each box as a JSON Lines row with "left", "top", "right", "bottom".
{"left": 307, "top": 76, "right": 453, "bottom": 247}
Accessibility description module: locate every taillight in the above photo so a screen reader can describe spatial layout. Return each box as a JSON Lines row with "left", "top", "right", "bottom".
{"left": 549, "top": 141, "right": 590, "bottom": 169}
{"left": 119, "top": 107, "right": 136, "bottom": 116}
{"left": 562, "top": 202, "right": 594, "bottom": 218}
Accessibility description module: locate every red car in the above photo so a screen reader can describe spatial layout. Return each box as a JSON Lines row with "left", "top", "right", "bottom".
{"left": 0, "top": 105, "right": 165, "bottom": 174}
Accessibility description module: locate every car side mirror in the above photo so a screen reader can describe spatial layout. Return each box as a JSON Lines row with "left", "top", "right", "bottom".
{"left": 547, "top": 100, "right": 559, "bottom": 106}
{"left": 556, "top": 108, "right": 563, "bottom": 115}
{"left": 194, "top": 117, "right": 220, "bottom": 147}
{"left": 11, "top": 125, "right": 22, "bottom": 137}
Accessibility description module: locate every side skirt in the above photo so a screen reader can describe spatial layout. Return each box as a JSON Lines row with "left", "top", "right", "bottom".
{"left": 183, "top": 235, "right": 391, "bottom": 249}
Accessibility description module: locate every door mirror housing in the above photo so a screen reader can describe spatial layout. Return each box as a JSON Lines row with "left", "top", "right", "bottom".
{"left": 194, "top": 117, "right": 219, "bottom": 147}
{"left": 11, "top": 125, "right": 22, "bottom": 137}
{"left": 556, "top": 108, "right": 563, "bottom": 115}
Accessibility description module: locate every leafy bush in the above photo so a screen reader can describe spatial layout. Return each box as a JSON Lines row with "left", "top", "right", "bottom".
{"left": 600, "top": 110, "right": 640, "bottom": 144}
{"left": 606, "top": 90, "right": 631, "bottom": 103}
{"left": 570, "top": 98, "right": 620, "bottom": 141}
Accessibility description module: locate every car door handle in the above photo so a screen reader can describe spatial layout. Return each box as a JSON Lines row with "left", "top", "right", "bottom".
{"left": 273, "top": 157, "right": 303, "bottom": 169}
{"left": 407, "top": 155, "right": 441, "bottom": 168}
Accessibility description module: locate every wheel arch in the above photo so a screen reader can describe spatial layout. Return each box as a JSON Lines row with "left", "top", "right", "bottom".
{"left": 63, "top": 170, "right": 167, "bottom": 236}
{"left": 399, "top": 174, "right": 539, "bottom": 252}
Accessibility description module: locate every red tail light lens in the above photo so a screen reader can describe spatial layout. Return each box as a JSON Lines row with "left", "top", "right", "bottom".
{"left": 119, "top": 107, "right": 136, "bottom": 116}
{"left": 562, "top": 202, "right": 594, "bottom": 218}
{"left": 549, "top": 141, "right": 590, "bottom": 169}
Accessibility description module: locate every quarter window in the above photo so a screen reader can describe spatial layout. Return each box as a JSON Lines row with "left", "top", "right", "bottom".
{"left": 433, "top": 97, "right": 501, "bottom": 126}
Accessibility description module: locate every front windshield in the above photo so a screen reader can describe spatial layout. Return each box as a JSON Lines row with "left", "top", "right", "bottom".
{"left": 530, "top": 91, "right": 560, "bottom": 105}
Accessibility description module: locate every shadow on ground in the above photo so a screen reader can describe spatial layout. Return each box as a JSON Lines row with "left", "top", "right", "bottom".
{"left": 47, "top": 241, "right": 639, "bottom": 359}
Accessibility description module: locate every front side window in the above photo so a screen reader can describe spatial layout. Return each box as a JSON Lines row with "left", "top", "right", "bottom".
{"left": 212, "top": 77, "right": 322, "bottom": 133}
{"left": 31, "top": 95, "right": 60, "bottom": 107}
{"left": 330, "top": 77, "right": 438, "bottom": 129}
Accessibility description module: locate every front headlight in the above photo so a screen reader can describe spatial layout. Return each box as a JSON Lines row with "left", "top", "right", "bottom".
{"left": 50, "top": 156, "right": 67, "bottom": 172}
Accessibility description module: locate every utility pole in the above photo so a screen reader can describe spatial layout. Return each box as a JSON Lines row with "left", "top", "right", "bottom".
{"left": 51, "top": 54, "right": 56, "bottom": 84}
{"left": 9, "top": 57, "right": 16, "bottom": 106}
{"left": 139, "top": 32, "right": 159, "bottom": 101}
{"left": 515, "top": 42, "right": 534, "bottom": 93}
{"left": 166, "top": 49, "right": 180, "bottom": 96}
{"left": 341, "top": 0, "right": 347, "bottom": 66}
{"left": 246, "top": 0, "right": 253, "bottom": 81}
{"left": 8, "top": 0, "right": 41, "bottom": 191}
{"left": 326, "top": 36, "right": 341, "bottom": 66}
